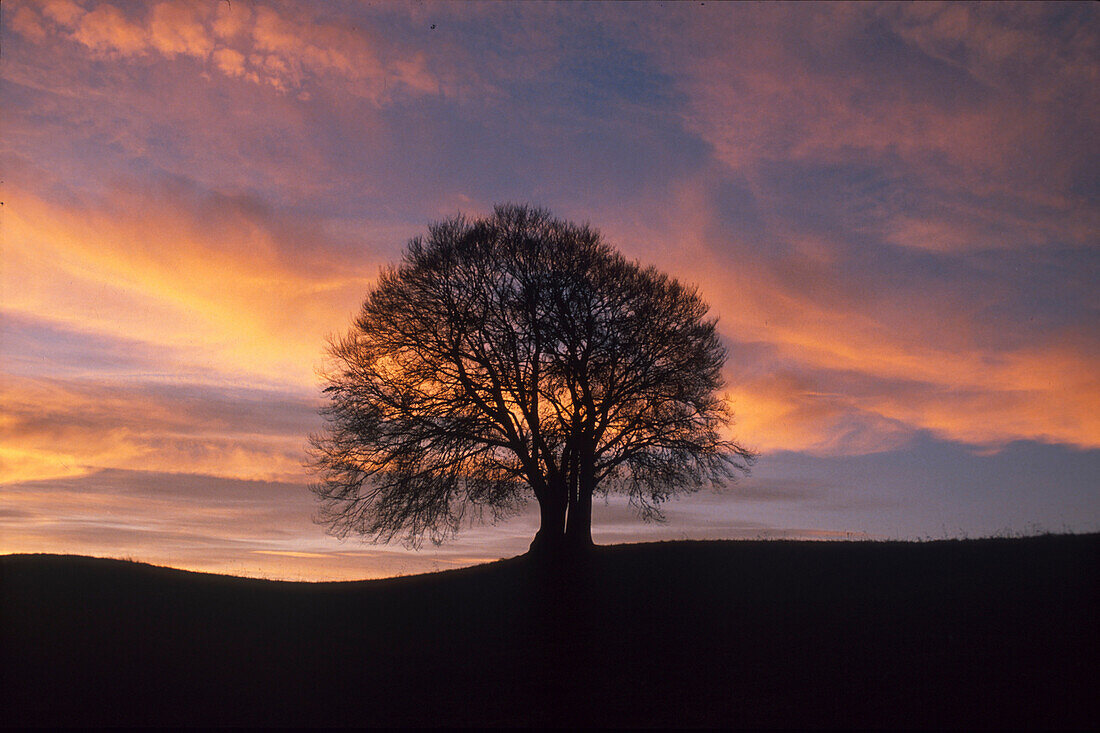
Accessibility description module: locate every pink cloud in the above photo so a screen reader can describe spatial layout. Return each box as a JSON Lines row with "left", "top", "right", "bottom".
{"left": 71, "top": 3, "right": 147, "bottom": 56}
{"left": 8, "top": 4, "right": 48, "bottom": 43}
{"left": 148, "top": 1, "right": 214, "bottom": 59}
{"left": 8, "top": 0, "right": 443, "bottom": 100}
{"left": 212, "top": 47, "right": 246, "bottom": 78}
{"left": 38, "top": 0, "right": 86, "bottom": 28}
{"left": 612, "top": 3, "right": 1097, "bottom": 255}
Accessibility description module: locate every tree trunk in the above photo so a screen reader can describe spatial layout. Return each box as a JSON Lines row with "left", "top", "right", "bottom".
{"left": 565, "top": 488, "right": 593, "bottom": 551}
{"left": 565, "top": 453, "right": 595, "bottom": 553}
{"left": 528, "top": 494, "right": 567, "bottom": 557}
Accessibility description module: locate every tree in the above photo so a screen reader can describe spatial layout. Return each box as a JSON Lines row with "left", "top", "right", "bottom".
{"left": 308, "top": 204, "right": 755, "bottom": 559}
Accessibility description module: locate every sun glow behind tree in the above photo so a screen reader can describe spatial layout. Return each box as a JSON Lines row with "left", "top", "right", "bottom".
{"left": 310, "top": 205, "right": 755, "bottom": 557}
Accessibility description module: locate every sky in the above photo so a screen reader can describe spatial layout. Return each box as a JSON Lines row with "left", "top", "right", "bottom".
{"left": 2, "top": 0, "right": 1098, "bottom": 581}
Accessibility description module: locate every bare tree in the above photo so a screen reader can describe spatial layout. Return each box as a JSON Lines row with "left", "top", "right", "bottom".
{"left": 308, "top": 205, "right": 755, "bottom": 559}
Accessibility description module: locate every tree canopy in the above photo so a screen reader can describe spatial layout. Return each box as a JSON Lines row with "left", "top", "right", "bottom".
{"left": 308, "top": 204, "right": 755, "bottom": 557}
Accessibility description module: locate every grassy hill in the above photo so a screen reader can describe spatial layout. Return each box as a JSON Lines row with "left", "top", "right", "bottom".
{"left": 3, "top": 535, "right": 1098, "bottom": 727}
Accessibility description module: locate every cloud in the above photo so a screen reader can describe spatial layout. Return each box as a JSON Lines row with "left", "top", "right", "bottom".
{"left": 623, "top": 2, "right": 1097, "bottom": 252}
{"left": 584, "top": 1, "right": 1099, "bottom": 452}
{"left": 6, "top": 2, "right": 1095, "bottom": 459}
{"left": 70, "top": 3, "right": 146, "bottom": 56}
{"left": 8, "top": 3, "right": 48, "bottom": 43}
{"left": 588, "top": 164, "right": 1099, "bottom": 455}
{"left": 7, "top": 0, "right": 444, "bottom": 100}
{"left": 1, "top": 2, "right": 1096, "bottom": 578}
{"left": 148, "top": 1, "right": 215, "bottom": 59}
{"left": 2, "top": 177, "right": 381, "bottom": 387}
{"left": 0, "top": 374, "right": 320, "bottom": 485}
{"left": 0, "top": 467, "right": 532, "bottom": 580}
{"left": 212, "top": 46, "right": 245, "bottom": 77}
{"left": 2, "top": 466, "right": 864, "bottom": 567}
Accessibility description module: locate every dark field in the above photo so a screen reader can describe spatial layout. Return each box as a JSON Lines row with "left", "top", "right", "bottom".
{"left": 2, "top": 534, "right": 1098, "bottom": 728}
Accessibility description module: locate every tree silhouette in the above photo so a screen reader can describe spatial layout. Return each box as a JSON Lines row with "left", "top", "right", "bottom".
{"left": 309, "top": 205, "right": 755, "bottom": 558}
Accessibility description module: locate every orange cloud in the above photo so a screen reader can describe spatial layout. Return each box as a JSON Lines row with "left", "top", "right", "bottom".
{"left": 0, "top": 176, "right": 391, "bottom": 488}
{"left": 710, "top": 265, "right": 1100, "bottom": 452}
{"left": 212, "top": 47, "right": 246, "bottom": 77}
{"left": 71, "top": 3, "right": 147, "bottom": 56}
{"left": 39, "top": 0, "right": 86, "bottom": 28}
{"left": 596, "top": 174, "right": 1100, "bottom": 455}
{"left": 148, "top": 1, "right": 214, "bottom": 59}
{"left": 8, "top": 4, "right": 48, "bottom": 43}
{"left": 3, "top": 181, "right": 377, "bottom": 387}
{"left": 0, "top": 375, "right": 318, "bottom": 485}
{"left": 9, "top": 0, "right": 443, "bottom": 100}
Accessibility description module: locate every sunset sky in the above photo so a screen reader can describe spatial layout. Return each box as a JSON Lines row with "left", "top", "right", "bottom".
{"left": 2, "top": 1, "right": 1098, "bottom": 580}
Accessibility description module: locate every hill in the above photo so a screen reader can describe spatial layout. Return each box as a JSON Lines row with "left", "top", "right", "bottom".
{"left": 2, "top": 535, "right": 1098, "bottom": 727}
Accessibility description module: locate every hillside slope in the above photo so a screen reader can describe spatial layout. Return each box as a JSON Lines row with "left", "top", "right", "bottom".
{"left": 3, "top": 535, "right": 1098, "bottom": 727}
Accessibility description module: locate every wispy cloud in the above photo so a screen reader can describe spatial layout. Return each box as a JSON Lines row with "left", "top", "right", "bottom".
{"left": 2, "top": 178, "right": 378, "bottom": 385}
{"left": 0, "top": 374, "right": 318, "bottom": 484}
